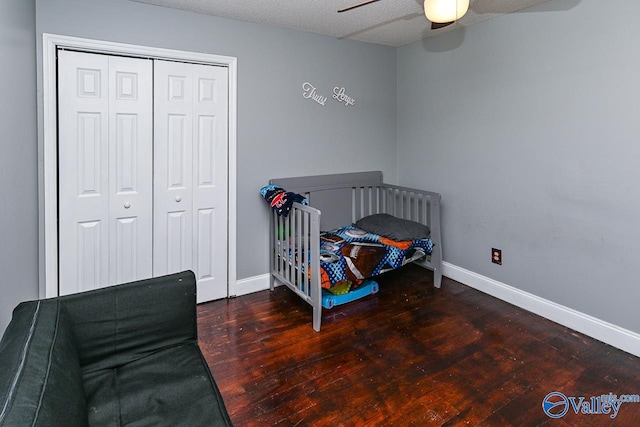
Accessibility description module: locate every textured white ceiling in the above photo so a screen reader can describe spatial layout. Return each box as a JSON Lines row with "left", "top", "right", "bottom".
{"left": 131, "top": 0, "right": 557, "bottom": 47}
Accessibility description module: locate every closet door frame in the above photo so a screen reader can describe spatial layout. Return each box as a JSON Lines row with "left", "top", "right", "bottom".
{"left": 42, "top": 33, "right": 238, "bottom": 299}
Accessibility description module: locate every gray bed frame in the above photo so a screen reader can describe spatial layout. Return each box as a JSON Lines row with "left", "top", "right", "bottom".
{"left": 268, "top": 171, "right": 442, "bottom": 331}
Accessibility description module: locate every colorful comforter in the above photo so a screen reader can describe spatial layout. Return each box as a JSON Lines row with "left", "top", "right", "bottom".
{"left": 319, "top": 225, "right": 433, "bottom": 291}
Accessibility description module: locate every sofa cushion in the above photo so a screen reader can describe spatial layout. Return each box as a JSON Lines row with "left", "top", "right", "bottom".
{"left": 0, "top": 300, "right": 88, "bottom": 427}
{"left": 60, "top": 271, "right": 198, "bottom": 373}
{"left": 83, "top": 344, "right": 232, "bottom": 426}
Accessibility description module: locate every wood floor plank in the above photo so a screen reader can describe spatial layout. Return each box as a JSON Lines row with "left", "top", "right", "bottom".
{"left": 198, "top": 265, "right": 640, "bottom": 426}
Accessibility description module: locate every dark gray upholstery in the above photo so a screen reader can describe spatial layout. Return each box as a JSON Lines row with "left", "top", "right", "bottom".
{"left": 0, "top": 300, "right": 88, "bottom": 427}
{"left": 0, "top": 272, "right": 232, "bottom": 427}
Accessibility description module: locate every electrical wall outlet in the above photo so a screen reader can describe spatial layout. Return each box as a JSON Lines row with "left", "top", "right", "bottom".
{"left": 492, "top": 248, "right": 502, "bottom": 265}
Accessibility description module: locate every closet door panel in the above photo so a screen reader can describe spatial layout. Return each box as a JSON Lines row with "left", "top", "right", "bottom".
{"left": 192, "top": 64, "right": 228, "bottom": 302}
{"left": 153, "top": 60, "right": 194, "bottom": 276}
{"left": 108, "top": 55, "right": 153, "bottom": 284}
{"left": 58, "top": 51, "right": 153, "bottom": 295}
{"left": 154, "top": 61, "right": 228, "bottom": 302}
{"left": 58, "top": 50, "right": 110, "bottom": 294}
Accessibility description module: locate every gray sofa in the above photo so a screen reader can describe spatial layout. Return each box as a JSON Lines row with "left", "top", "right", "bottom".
{"left": 0, "top": 271, "right": 232, "bottom": 426}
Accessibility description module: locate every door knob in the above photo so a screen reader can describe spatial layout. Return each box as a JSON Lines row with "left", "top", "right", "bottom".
{"left": 124, "top": 202, "right": 131, "bottom": 209}
{"left": 175, "top": 196, "right": 182, "bottom": 203}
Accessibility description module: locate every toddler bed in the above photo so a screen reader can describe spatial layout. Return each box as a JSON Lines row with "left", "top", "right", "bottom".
{"left": 266, "top": 171, "right": 442, "bottom": 331}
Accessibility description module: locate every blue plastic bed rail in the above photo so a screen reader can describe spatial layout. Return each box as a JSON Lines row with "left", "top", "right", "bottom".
{"left": 321, "top": 280, "right": 379, "bottom": 309}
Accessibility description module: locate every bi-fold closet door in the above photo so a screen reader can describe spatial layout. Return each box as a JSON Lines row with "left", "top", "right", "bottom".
{"left": 153, "top": 59, "right": 229, "bottom": 303}
{"left": 57, "top": 50, "right": 228, "bottom": 302}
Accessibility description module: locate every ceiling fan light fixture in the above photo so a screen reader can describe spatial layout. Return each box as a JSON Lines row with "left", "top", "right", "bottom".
{"left": 424, "top": 0, "right": 469, "bottom": 23}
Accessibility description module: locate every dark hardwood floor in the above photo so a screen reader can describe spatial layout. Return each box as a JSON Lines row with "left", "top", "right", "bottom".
{"left": 197, "top": 265, "right": 640, "bottom": 426}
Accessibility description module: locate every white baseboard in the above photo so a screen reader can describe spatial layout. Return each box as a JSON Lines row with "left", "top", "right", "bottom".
{"left": 442, "top": 262, "right": 640, "bottom": 358}
{"left": 233, "top": 273, "right": 272, "bottom": 297}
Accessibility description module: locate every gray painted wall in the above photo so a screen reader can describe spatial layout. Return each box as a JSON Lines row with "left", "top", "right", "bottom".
{"left": 6, "top": 0, "right": 634, "bottom": 340}
{"left": 0, "top": 0, "right": 39, "bottom": 335}
{"left": 35, "top": 0, "right": 397, "bottom": 281}
{"left": 397, "top": 0, "right": 640, "bottom": 333}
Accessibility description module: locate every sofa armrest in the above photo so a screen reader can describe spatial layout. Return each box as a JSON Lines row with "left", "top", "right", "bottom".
{"left": 59, "top": 271, "right": 198, "bottom": 372}
{"left": 0, "top": 300, "right": 88, "bottom": 427}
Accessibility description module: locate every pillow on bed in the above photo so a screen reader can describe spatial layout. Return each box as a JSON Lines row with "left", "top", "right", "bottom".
{"left": 355, "top": 213, "right": 430, "bottom": 241}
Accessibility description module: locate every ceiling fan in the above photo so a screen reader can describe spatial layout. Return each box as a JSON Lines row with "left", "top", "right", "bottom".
{"left": 338, "top": 0, "right": 469, "bottom": 30}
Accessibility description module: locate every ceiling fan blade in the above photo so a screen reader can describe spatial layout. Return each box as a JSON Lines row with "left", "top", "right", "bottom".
{"left": 431, "top": 21, "right": 454, "bottom": 30}
{"left": 337, "top": 0, "right": 381, "bottom": 13}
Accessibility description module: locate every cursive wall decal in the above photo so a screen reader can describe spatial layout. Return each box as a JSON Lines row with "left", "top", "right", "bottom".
{"left": 302, "top": 82, "right": 327, "bottom": 106}
{"left": 332, "top": 87, "right": 355, "bottom": 107}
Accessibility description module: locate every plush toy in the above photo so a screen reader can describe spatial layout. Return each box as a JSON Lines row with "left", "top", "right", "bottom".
{"left": 260, "top": 185, "right": 307, "bottom": 217}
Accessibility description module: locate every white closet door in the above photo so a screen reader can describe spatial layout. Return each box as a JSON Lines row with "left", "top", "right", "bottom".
{"left": 153, "top": 61, "right": 194, "bottom": 278}
{"left": 154, "top": 60, "right": 229, "bottom": 303}
{"left": 192, "top": 63, "right": 229, "bottom": 303}
{"left": 58, "top": 50, "right": 153, "bottom": 295}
